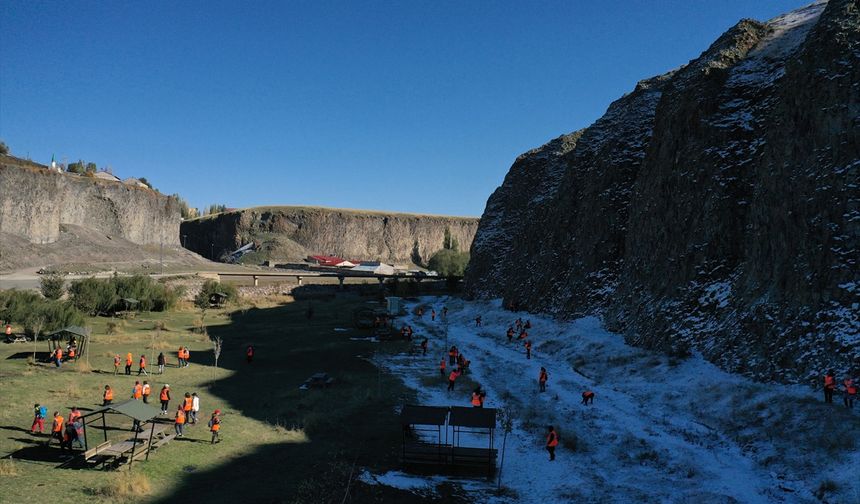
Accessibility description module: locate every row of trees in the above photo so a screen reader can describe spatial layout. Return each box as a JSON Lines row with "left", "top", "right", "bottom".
{"left": 0, "top": 290, "right": 84, "bottom": 337}
{"left": 40, "top": 274, "right": 185, "bottom": 316}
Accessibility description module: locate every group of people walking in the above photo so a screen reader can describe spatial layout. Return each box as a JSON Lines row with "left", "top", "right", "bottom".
{"left": 823, "top": 370, "right": 857, "bottom": 408}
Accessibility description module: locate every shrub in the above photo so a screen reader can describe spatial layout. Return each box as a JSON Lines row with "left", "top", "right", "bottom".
{"left": 68, "top": 277, "right": 117, "bottom": 315}
{"left": 66, "top": 160, "right": 86, "bottom": 174}
{"left": 0, "top": 290, "right": 84, "bottom": 336}
{"left": 40, "top": 273, "right": 65, "bottom": 300}
{"left": 0, "top": 141, "right": 9, "bottom": 155}
{"left": 194, "top": 280, "right": 238, "bottom": 309}
{"left": 428, "top": 249, "right": 470, "bottom": 278}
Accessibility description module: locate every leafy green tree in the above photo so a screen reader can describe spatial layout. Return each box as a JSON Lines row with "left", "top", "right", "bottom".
{"left": 85, "top": 162, "right": 97, "bottom": 173}
{"left": 67, "top": 160, "right": 86, "bottom": 174}
{"left": 40, "top": 273, "right": 65, "bottom": 300}
{"left": 428, "top": 249, "right": 470, "bottom": 278}
{"left": 68, "top": 277, "right": 117, "bottom": 315}
{"left": 0, "top": 290, "right": 84, "bottom": 336}
{"left": 194, "top": 280, "right": 238, "bottom": 309}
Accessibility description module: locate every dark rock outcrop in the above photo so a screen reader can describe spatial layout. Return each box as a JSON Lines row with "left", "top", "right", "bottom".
{"left": 181, "top": 206, "right": 479, "bottom": 265}
{"left": 466, "top": 0, "right": 859, "bottom": 382}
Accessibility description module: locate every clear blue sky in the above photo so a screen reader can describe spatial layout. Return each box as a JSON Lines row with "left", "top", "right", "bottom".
{"left": 1, "top": 1, "right": 809, "bottom": 217}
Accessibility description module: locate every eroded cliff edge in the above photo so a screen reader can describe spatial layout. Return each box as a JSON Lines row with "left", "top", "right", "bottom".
{"left": 180, "top": 206, "right": 479, "bottom": 265}
{"left": 465, "top": 0, "right": 859, "bottom": 381}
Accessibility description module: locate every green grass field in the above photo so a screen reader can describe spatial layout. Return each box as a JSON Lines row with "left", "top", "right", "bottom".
{"left": 0, "top": 293, "right": 459, "bottom": 503}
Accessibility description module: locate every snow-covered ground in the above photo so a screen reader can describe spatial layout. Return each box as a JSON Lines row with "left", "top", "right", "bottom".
{"left": 361, "top": 297, "right": 859, "bottom": 503}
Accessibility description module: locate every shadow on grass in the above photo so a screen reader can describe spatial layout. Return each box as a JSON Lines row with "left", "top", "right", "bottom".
{"left": 149, "top": 294, "right": 469, "bottom": 504}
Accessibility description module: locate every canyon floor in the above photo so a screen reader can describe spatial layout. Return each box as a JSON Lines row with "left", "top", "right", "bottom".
{"left": 363, "top": 297, "right": 859, "bottom": 504}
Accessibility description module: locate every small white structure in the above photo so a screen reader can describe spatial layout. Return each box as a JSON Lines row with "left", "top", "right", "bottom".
{"left": 386, "top": 296, "right": 404, "bottom": 316}
{"left": 123, "top": 177, "right": 149, "bottom": 188}
{"left": 352, "top": 261, "right": 396, "bottom": 275}
{"left": 94, "top": 171, "right": 120, "bottom": 182}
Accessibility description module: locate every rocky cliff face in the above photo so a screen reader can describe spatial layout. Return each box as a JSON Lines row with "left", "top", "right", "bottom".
{"left": 180, "top": 206, "right": 479, "bottom": 265}
{"left": 0, "top": 156, "right": 180, "bottom": 246}
{"left": 466, "top": 0, "right": 860, "bottom": 382}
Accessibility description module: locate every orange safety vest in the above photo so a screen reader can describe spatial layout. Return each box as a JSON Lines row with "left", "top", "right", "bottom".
{"left": 471, "top": 393, "right": 482, "bottom": 406}
{"left": 210, "top": 417, "right": 221, "bottom": 432}
{"left": 52, "top": 415, "right": 64, "bottom": 432}
{"left": 178, "top": 348, "right": 183, "bottom": 358}
{"left": 539, "top": 370, "right": 548, "bottom": 383}
{"left": 142, "top": 384, "right": 151, "bottom": 396}
{"left": 133, "top": 384, "right": 142, "bottom": 399}
{"left": 546, "top": 431, "right": 558, "bottom": 447}
{"left": 56, "top": 349, "right": 63, "bottom": 359}
{"left": 846, "top": 379, "right": 857, "bottom": 395}
{"left": 68, "top": 348, "right": 75, "bottom": 358}
{"left": 160, "top": 388, "right": 170, "bottom": 401}
{"left": 449, "top": 370, "right": 459, "bottom": 381}
{"left": 824, "top": 375, "right": 836, "bottom": 389}
{"left": 4, "top": 325, "right": 10, "bottom": 335}
{"left": 183, "top": 397, "right": 193, "bottom": 411}
{"left": 184, "top": 349, "right": 190, "bottom": 360}
{"left": 175, "top": 410, "right": 185, "bottom": 424}
{"left": 104, "top": 388, "right": 113, "bottom": 401}
{"left": 440, "top": 360, "right": 446, "bottom": 370}
{"left": 247, "top": 347, "right": 254, "bottom": 356}
{"left": 69, "top": 410, "right": 81, "bottom": 423}
{"left": 139, "top": 357, "right": 146, "bottom": 368}
{"left": 126, "top": 353, "right": 133, "bottom": 365}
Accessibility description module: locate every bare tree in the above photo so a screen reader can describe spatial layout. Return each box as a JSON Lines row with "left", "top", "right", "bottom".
{"left": 497, "top": 407, "right": 515, "bottom": 490}
{"left": 30, "top": 316, "right": 45, "bottom": 362}
{"left": 213, "top": 336, "right": 223, "bottom": 369}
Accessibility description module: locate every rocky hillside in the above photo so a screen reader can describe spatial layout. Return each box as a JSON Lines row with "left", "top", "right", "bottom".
{"left": 466, "top": 0, "right": 859, "bottom": 382}
{"left": 0, "top": 156, "right": 185, "bottom": 271}
{"left": 180, "top": 206, "right": 479, "bottom": 265}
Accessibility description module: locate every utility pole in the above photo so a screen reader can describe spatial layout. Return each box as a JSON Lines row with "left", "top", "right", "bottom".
{"left": 160, "top": 240, "right": 164, "bottom": 275}
{"left": 210, "top": 243, "right": 214, "bottom": 260}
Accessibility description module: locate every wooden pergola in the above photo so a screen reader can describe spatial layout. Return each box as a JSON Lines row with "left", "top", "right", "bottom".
{"left": 46, "top": 326, "right": 88, "bottom": 360}
{"left": 79, "top": 400, "right": 162, "bottom": 468}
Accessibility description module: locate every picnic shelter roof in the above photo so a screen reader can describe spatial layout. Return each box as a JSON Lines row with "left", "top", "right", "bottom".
{"left": 81, "top": 399, "right": 160, "bottom": 422}
{"left": 401, "top": 405, "right": 449, "bottom": 426}
{"left": 449, "top": 406, "right": 496, "bottom": 429}
{"left": 48, "top": 326, "right": 88, "bottom": 338}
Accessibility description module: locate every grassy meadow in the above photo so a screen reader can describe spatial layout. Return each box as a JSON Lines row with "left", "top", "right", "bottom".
{"left": 0, "top": 292, "right": 456, "bottom": 503}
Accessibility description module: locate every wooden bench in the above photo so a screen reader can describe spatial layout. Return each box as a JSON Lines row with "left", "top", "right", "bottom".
{"left": 151, "top": 433, "right": 176, "bottom": 450}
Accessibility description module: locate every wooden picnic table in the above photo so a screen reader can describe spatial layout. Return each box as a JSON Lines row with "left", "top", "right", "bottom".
{"left": 100, "top": 440, "right": 137, "bottom": 458}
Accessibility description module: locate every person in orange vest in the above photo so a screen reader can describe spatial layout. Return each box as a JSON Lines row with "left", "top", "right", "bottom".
{"left": 209, "top": 409, "right": 222, "bottom": 444}
{"left": 125, "top": 352, "right": 133, "bottom": 375}
{"left": 524, "top": 340, "right": 532, "bottom": 359}
{"left": 103, "top": 385, "right": 114, "bottom": 406}
{"left": 54, "top": 347, "right": 63, "bottom": 367}
{"left": 113, "top": 354, "right": 120, "bottom": 375}
{"left": 824, "top": 370, "right": 836, "bottom": 403}
{"left": 420, "top": 338, "right": 428, "bottom": 356}
{"left": 174, "top": 404, "right": 186, "bottom": 437}
{"left": 68, "top": 346, "right": 76, "bottom": 360}
{"left": 439, "top": 358, "right": 446, "bottom": 377}
{"left": 506, "top": 326, "right": 514, "bottom": 343}
{"left": 177, "top": 347, "right": 185, "bottom": 367}
{"left": 431, "top": 309, "right": 436, "bottom": 321}
{"left": 159, "top": 384, "right": 171, "bottom": 415}
{"left": 4, "top": 323, "right": 11, "bottom": 336}
{"left": 447, "top": 368, "right": 461, "bottom": 391}
{"left": 246, "top": 345, "right": 254, "bottom": 364}
{"left": 138, "top": 354, "right": 148, "bottom": 376}
{"left": 142, "top": 381, "right": 151, "bottom": 404}
{"left": 471, "top": 387, "right": 486, "bottom": 408}
{"left": 49, "top": 411, "right": 64, "bottom": 446}
{"left": 183, "top": 392, "right": 193, "bottom": 423}
{"left": 68, "top": 406, "right": 81, "bottom": 425}
{"left": 581, "top": 391, "right": 595, "bottom": 405}
{"left": 132, "top": 380, "right": 143, "bottom": 400}
{"left": 539, "top": 367, "right": 548, "bottom": 392}
{"left": 519, "top": 329, "right": 528, "bottom": 340}
{"left": 545, "top": 425, "right": 559, "bottom": 461}
{"left": 844, "top": 376, "right": 857, "bottom": 409}
{"left": 183, "top": 347, "right": 191, "bottom": 367}
{"left": 31, "top": 403, "right": 46, "bottom": 434}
